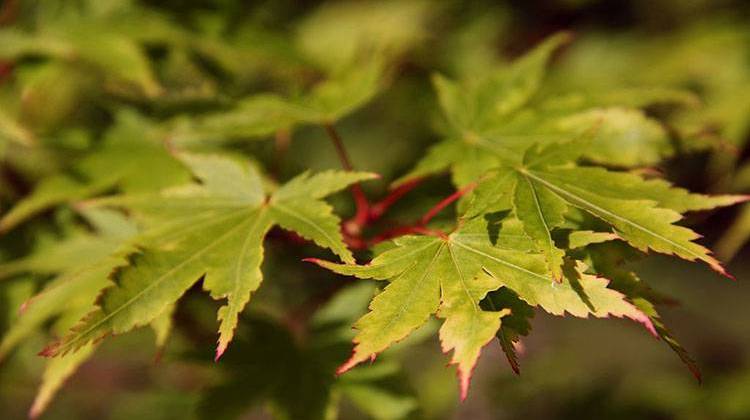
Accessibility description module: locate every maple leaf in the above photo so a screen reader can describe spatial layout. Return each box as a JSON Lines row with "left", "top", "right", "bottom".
{"left": 397, "top": 34, "right": 686, "bottom": 188}
{"left": 169, "top": 59, "right": 385, "bottom": 145}
{"left": 0, "top": 209, "right": 139, "bottom": 418}
{"left": 0, "top": 209, "right": 136, "bottom": 359}
{"left": 0, "top": 110, "right": 189, "bottom": 233}
{"left": 309, "top": 216, "right": 653, "bottom": 399}
{"left": 467, "top": 140, "right": 747, "bottom": 278}
{"left": 41, "top": 153, "right": 376, "bottom": 359}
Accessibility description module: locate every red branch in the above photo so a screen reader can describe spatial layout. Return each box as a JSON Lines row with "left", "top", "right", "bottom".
{"left": 346, "top": 182, "right": 477, "bottom": 249}
{"left": 368, "top": 178, "right": 423, "bottom": 221}
{"left": 319, "top": 124, "right": 478, "bottom": 251}
{"left": 0, "top": 0, "right": 18, "bottom": 26}
{"left": 324, "top": 124, "right": 370, "bottom": 232}
{"left": 420, "top": 182, "right": 477, "bottom": 226}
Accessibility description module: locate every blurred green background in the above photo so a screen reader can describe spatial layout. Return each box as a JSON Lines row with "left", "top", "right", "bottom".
{"left": 1, "top": 0, "right": 749, "bottom": 419}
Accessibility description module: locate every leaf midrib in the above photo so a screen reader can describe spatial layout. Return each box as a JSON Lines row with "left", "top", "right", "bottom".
{"left": 522, "top": 169, "right": 703, "bottom": 260}
{"left": 520, "top": 174, "right": 556, "bottom": 256}
{"left": 452, "top": 241, "right": 549, "bottom": 282}
{"left": 57, "top": 212, "right": 256, "bottom": 353}
{"left": 379, "top": 243, "right": 444, "bottom": 335}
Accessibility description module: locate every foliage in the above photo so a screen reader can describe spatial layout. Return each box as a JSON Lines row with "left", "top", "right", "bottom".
{"left": 1, "top": 1, "right": 749, "bottom": 419}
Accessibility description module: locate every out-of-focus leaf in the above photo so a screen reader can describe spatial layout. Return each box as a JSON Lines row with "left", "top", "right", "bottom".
{"left": 296, "top": 0, "right": 430, "bottom": 72}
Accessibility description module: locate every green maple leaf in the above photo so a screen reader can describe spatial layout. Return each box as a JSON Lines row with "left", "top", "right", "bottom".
{"left": 0, "top": 110, "right": 189, "bottom": 233}
{"left": 468, "top": 140, "right": 747, "bottom": 278}
{"left": 0, "top": 208, "right": 136, "bottom": 359}
{"left": 0, "top": 25, "right": 160, "bottom": 97}
{"left": 169, "top": 59, "right": 384, "bottom": 145}
{"left": 397, "top": 33, "right": 681, "bottom": 187}
{"left": 0, "top": 209, "right": 138, "bottom": 418}
{"left": 41, "top": 153, "right": 375, "bottom": 359}
{"left": 310, "top": 216, "right": 652, "bottom": 399}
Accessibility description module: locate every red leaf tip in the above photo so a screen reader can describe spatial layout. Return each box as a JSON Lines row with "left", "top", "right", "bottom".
{"left": 336, "top": 351, "right": 367, "bottom": 376}
{"left": 458, "top": 369, "right": 471, "bottom": 402}
{"left": 709, "top": 259, "right": 735, "bottom": 281}
{"left": 214, "top": 344, "right": 226, "bottom": 362}
{"left": 28, "top": 404, "right": 42, "bottom": 420}
{"left": 37, "top": 345, "right": 58, "bottom": 358}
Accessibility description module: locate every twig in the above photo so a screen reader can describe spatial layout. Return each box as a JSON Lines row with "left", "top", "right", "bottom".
{"left": 273, "top": 129, "right": 291, "bottom": 175}
{"left": 0, "top": 0, "right": 18, "bottom": 26}
{"left": 360, "top": 182, "right": 477, "bottom": 247}
{"left": 420, "top": 182, "right": 477, "bottom": 226}
{"left": 368, "top": 178, "right": 423, "bottom": 221}
{"left": 323, "top": 123, "right": 370, "bottom": 232}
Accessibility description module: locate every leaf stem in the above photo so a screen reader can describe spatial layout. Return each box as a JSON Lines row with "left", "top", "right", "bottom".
{"left": 324, "top": 123, "right": 370, "bottom": 231}
{"left": 368, "top": 178, "right": 423, "bottom": 221}
{"left": 356, "top": 182, "right": 476, "bottom": 248}
{"left": 420, "top": 182, "right": 477, "bottom": 226}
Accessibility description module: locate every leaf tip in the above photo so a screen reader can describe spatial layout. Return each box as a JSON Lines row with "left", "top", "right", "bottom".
{"left": 708, "top": 258, "right": 735, "bottom": 281}
{"left": 691, "top": 366, "right": 703, "bottom": 384}
{"left": 302, "top": 257, "right": 324, "bottom": 265}
{"left": 37, "top": 343, "right": 59, "bottom": 358}
{"left": 28, "top": 403, "right": 42, "bottom": 420}
{"left": 633, "top": 310, "right": 658, "bottom": 338}
{"left": 19, "top": 300, "right": 30, "bottom": 315}
{"left": 336, "top": 351, "right": 365, "bottom": 376}
{"left": 214, "top": 343, "right": 227, "bottom": 362}
{"left": 458, "top": 368, "right": 471, "bottom": 402}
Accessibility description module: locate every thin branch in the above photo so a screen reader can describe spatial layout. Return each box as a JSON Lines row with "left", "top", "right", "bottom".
{"left": 420, "top": 182, "right": 477, "bottom": 226}
{"left": 358, "top": 182, "right": 476, "bottom": 247}
{"left": 0, "top": 0, "right": 18, "bottom": 26}
{"left": 369, "top": 178, "right": 423, "bottom": 221}
{"left": 324, "top": 123, "right": 355, "bottom": 171}
{"left": 271, "top": 128, "right": 291, "bottom": 178}
{"left": 323, "top": 123, "right": 370, "bottom": 231}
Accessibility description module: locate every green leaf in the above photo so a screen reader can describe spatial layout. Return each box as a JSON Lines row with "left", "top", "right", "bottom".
{"left": 512, "top": 170, "right": 568, "bottom": 280}
{"left": 395, "top": 33, "right": 571, "bottom": 185}
{"left": 42, "top": 154, "right": 375, "bottom": 359}
{"left": 468, "top": 141, "right": 745, "bottom": 278}
{"left": 296, "top": 0, "right": 430, "bottom": 72}
{"left": 0, "top": 176, "right": 106, "bottom": 233}
{"left": 0, "top": 26, "right": 160, "bottom": 96}
{"left": 0, "top": 209, "right": 136, "bottom": 359}
{"left": 554, "top": 107, "right": 672, "bottom": 167}
{"left": 311, "top": 216, "right": 649, "bottom": 398}
{"left": 0, "top": 111, "right": 190, "bottom": 232}
{"left": 169, "top": 60, "right": 383, "bottom": 145}
{"left": 519, "top": 167, "right": 731, "bottom": 276}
